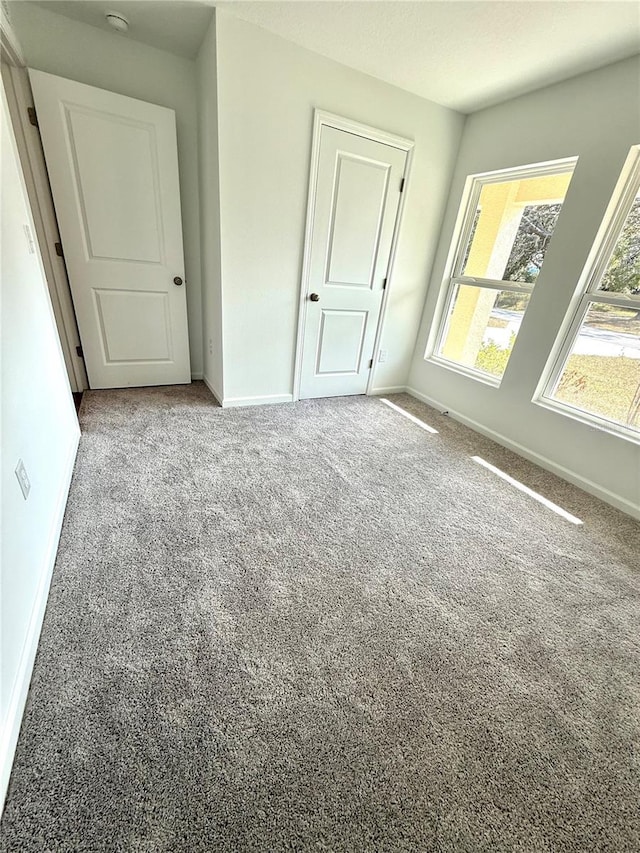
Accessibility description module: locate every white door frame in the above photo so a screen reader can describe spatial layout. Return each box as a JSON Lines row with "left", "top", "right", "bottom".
{"left": 293, "top": 110, "right": 414, "bottom": 401}
{"left": 1, "top": 12, "right": 87, "bottom": 393}
{"left": 2, "top": 66, "right": 88, "bottom": 392}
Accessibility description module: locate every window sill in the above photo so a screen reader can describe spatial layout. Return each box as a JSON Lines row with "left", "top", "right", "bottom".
{"left": 534, "top": 396, "right": 640, "bottom": 446}
{"left": 425, "top": 354, "right": 503, "bottom": 388}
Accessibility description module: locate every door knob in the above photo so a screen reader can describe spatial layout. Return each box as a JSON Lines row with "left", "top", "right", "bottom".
{"left": 173, "top": 276, "right": 183, "bottom": 286}
{"left": 309, "top": 292, "right": 320, "bottom": 302}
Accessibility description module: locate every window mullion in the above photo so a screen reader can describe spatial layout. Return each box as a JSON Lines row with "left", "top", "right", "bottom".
{"left": 589, "top": 291, "right": 640, "bottom": 309}
{"left": 453, "top": 276, "right": 534, "bottom": 294}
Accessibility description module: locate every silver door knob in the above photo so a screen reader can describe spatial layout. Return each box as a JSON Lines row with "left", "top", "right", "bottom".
{"left": 173, "top": 276, "right": 183, "bottom": 286}
{"left": 309, "top": 292, "right": 320, "bottom": 302}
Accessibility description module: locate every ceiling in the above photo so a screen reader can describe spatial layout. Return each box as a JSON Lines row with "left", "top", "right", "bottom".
{"left": 30, "top": 1, "right": 640, "bottom": 113}
{"left": 30, "top": 1, "right": 214, "bottom": 59}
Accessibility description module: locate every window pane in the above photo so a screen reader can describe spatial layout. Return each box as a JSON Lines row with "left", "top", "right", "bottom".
{"left": 462, "top": 171, "right": 574, "bottom": 283}
{"left": 551, "top": 302, "right": 640, "bottom": 432}
{"left": 439, "top": 284, "right": 530, "bottom": 378}
{"left": 599, "top": 189, "right": 640, "bottom": 296}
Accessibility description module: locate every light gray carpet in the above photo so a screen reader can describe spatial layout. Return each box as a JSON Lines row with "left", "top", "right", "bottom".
{"left": 1, "top": 384, "right": 639, "bottom": 852}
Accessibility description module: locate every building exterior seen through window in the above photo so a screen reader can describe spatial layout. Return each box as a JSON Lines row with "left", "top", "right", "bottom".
{"left": 432, "top": 164, "right": 576, "bottom": 383}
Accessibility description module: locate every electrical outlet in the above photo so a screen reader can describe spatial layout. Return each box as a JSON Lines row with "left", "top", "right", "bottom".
{"left": 378, "top": 349, "right": 388, "bottom": 363}
{"left": 15, "top": 458, "right": 31, "bottom": 500}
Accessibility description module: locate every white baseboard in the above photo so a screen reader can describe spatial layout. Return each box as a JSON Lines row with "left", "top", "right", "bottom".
{"left": 202, "top": 374, "right": 223, "bottom": 406}
{"left": 369, "top": 386, "right": 407, "bottom": 396}
{"left": 0, "top": 432, "right": 79, "bottom": 813}
{"left": 190, "top": 372, "right": 203, "bottom": 381}
{"left": 405, "top": 386, "right": 639, "bottom": 521}
{"left": 222, "top": 393, "right": 294, "bottom": 409}
{"left": 202, "top": 378, "right": 293, "bottom": 409}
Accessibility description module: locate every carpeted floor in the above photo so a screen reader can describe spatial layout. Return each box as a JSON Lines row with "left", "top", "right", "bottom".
{"left": 1, "top": 383, "right": 639, "bottom": 852}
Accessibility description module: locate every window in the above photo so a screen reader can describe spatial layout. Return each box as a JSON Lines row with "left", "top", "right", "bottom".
{"left": 539, "top": 147, "right": 640, "bottom": 439}
{"left": 429, "top": 160, "right": 577, "bottom": 384}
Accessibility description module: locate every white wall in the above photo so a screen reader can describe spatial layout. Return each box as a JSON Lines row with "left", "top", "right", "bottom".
{"left": 1, "top": 86, "right": 79, "bottom": 807}
{"left": 408, "top": 56, "right": 640, "bottom": 517}
{"left": 8, "top": 3, "right": 205, "bottom": 377}
{"left": 211, "top": 11, "right": 464, "bottom": 403}
{"left": 196, "top": 15, "right": 224, "bottom": 400}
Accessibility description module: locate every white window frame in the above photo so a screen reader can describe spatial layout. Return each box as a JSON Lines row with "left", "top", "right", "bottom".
{"left": 535, "top": 146, "right": 640, "bottom": 443}
{"left": 426, "top": 157, "right": 578, "bottom": 387}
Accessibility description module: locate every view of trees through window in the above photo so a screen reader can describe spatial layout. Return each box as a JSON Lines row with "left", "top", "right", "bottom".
{"left": 600, "top": 196, "right": 640, "bottom": 295}
{"left": 438, "top": 167, "right": 575, "bottom": 381}
{"left": 476, "top": 202, "right": 564, "bottom": 373}
{"left": 504, "top": 203, "right": 563, "bottom": 284}
{"left": 435, "top": 154, "right": 640, "bottom": 438}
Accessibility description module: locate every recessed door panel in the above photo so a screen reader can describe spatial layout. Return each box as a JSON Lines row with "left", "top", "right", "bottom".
{"left": 326, "top": 154, "right": 390, "bottom": 288}
{"left": 95, "top": 290, "right": 172, "bottom": 363}
{"left": 66, "top": 108, "right": 163, "bottom": 264}
{"left": 29, "top": 70, "right": 191, "bottom": 389}
{"left": 316, "top": 310, "right": 367, "bottom": 375}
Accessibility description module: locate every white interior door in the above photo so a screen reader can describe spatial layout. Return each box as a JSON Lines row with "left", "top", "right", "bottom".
{"left": 29, "top": 70, "right": 190, "bottom": 389}
{"left": 298, "top": 125, "right": 407, "bottom": 399}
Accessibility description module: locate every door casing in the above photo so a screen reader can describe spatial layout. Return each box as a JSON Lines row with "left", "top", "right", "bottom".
{"left": 1, "top": 30, "right": 87, "bottom": 392}
{"left": 293, "top": 110, "right": 414, "bottom": 401}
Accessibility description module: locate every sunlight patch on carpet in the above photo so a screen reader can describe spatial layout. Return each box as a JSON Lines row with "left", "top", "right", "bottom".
{"left": 379, "top": 398, "right": 439, "bottom": 433}
{"left": 472, "top": 455, "right": 583, "bottom": 525}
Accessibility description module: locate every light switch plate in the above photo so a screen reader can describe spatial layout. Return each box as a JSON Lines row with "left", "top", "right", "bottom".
{"left": 15, "top": 458, "right": 31, "bottom": 500}
{"left": 23, "top": 223, "right": 36, "bottom": 254}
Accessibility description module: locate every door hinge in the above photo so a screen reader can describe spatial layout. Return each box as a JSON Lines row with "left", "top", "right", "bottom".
{"left": 76, "top": 345, "right": 84, "bottom": 359}
{"left": 55, "top": 242, "right": 64, "bottom": 258}
{"left": 382, "top": 278, "right": 388, "bottom": 290}
{"left": 27, "top": 107, "right": 39, "bottom": 128}
{"left": 399, "top": 177, "right": 405, "bottom": 193}
{"left": 368, "top": 358, "right": 373, "bottom": 369}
